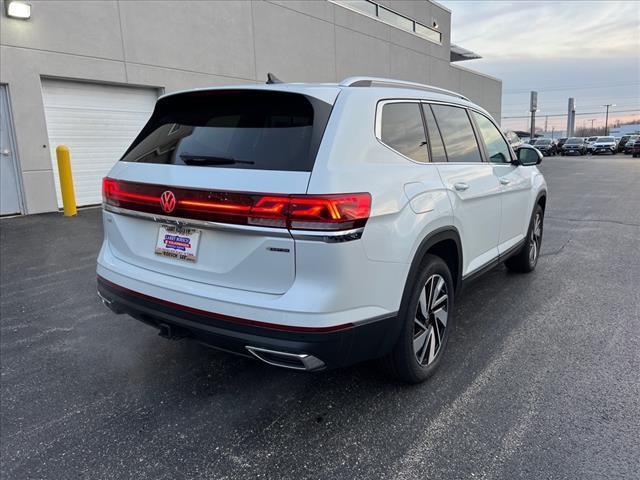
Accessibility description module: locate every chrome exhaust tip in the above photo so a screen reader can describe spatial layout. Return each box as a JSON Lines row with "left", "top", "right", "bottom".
{"left": 246, "top": 346, "right": 325, "bottom": 371}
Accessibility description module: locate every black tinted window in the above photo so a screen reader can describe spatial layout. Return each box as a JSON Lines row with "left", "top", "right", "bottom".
{"left": 121, "top": 90, "right": 332, "bottom": 172}
{"left": 422, "top": 104, "right": 447, "bottom": 162}
{"left": 431, "top": 105, "right": 482, "bottom": 163}
{"left": 381, "top": 103, "right": 428, "bottom": 163}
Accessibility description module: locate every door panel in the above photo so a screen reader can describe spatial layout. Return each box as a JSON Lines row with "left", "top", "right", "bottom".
{"left": 468, "top": 110, "right": 532, "bottom": 254}
{"left": 436, "top": 164, "right": 501, "bottom": 276}
{"left": 0, "top": 86, "right": 22, "bottom": 215}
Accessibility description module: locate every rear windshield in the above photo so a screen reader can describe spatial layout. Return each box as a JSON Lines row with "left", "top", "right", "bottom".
{"left": 120, "top": 90, "right": 333, "bottom": 172}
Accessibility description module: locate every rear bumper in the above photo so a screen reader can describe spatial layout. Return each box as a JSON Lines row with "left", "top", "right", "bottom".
{"left": 97, "top": 276, "right": 400, "bottom": 370}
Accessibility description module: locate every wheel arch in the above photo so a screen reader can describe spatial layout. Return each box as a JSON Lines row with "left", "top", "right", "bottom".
{"left": 403, "top": 227, "right": 463, "bottom": 302}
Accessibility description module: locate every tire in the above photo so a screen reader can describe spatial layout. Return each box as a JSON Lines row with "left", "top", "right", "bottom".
{"left": 382, "top": 254, "right": 454, "bottom": 383}
{"left": 505, "top": 204, "right": 544, "bottom": 273}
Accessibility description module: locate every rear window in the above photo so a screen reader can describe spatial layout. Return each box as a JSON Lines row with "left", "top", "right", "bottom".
{"left": 120, "top": 90, "right": 333, "bottom": 172}
{"left": 380, "top": 103, "right": 428, "bottom": 163}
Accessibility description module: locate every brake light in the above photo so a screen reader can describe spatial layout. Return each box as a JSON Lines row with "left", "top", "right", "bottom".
{"left": 102, "top": 178, "right": 370, "bottom": 231}
{"left": 288, "top": 194, "right": 371, "bottom": 230}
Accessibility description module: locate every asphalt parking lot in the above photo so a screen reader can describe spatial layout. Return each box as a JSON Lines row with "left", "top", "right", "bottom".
{"left": 1, "top": 154, "right": 639, "bottom": 479}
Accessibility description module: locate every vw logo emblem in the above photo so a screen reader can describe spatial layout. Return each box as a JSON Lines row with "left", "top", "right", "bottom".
{"left": 160, "top": 191, "right": 177, "bottom": 214}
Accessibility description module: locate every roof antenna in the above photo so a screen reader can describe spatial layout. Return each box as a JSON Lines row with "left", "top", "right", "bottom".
{"left": 266, "top": 72, "right": 283, "bottom": 84}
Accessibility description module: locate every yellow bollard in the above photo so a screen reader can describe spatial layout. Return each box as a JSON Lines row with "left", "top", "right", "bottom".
{"left": 56, "top": 145, "right": 77, "bottom": 217}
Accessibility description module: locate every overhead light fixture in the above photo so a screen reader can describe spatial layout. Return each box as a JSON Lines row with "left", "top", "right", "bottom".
{"left": 5, "top": 1, "right": 31, "bottom": 20}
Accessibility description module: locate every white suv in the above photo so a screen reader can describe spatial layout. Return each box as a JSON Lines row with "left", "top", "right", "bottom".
{"left": 97, "top": 77, "right": 547, "bottom": 383}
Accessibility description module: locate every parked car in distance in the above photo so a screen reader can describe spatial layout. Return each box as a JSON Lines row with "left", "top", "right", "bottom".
{"left": 504, "top": 130, "right": 523, "bottom": 150}
{"left": 561, "top": 137, "right": 587, "bottom": 155}
{"left": 617, "top": 135, "right": 631, "bottom": 152}
{"left": 623, "top": 135, "right": 639, "bottom": 154}
{"left": 96, "top": 76, "right": 548, "bottom": 384}
{"left": 556, "top": 137, "right": 568, "bottom": 151}
{"left": 591, "top": 136, "right": 617, "bottom": 155}
{"left": 632, "top": 139, "right": 640, "bottom": 158}
{"left": 532, "top": 138, "right": 556, "bottom": 156}
{"left": 585, "top": 136, "right": 599, "bottom": 153}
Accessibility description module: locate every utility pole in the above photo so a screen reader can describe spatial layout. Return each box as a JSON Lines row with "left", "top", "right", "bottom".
{"left": 544, "top": 115, "right": 548, "bottom": 134}
{"left": 530, "top": 91, "right": 537, "bottom": 140}
{"left": 602, "top": 104, "right": 615, "bottom": 135}
{"left": 551, "top": 126, "right": 555, "bottom": 139}
{"left": 590, "top": 118, "right": 596, "bottom": 133}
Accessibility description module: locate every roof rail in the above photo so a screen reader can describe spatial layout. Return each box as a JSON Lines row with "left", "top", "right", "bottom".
{"left": 339, "top": 76, "right": 469, "bottom": 101}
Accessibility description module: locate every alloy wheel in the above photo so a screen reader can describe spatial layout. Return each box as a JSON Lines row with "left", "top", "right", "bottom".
{"left": 413, "top": 274, "right": 448, "bottom": 366}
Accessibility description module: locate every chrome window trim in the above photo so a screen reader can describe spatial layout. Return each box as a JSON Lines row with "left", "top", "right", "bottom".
{"left": 375, "top": 99, "right": 431, "bottom": 165}
{"left": 104, "top": 204, "right": 364, "bottom": 243}
{"left": 375, "top": 98, "right": 515, "bottom": 166}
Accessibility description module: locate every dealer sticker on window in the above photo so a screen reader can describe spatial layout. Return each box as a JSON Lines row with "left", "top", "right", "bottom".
{"left": 155, "top": 225, "right": 201, "bottom": 262}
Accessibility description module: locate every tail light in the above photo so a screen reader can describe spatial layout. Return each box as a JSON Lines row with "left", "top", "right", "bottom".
{"left": 102, "top": 178, "right": 370, "bottom": 231}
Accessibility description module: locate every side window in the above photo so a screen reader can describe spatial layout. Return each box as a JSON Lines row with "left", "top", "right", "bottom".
{"left": 430, "top": 105, "right": 483, "bottom": 163}
{"left": 380, "top": 103, "right": 428, "bottom": 163}
{"left": 471, "top": 112, "right": 512, "bottom": 164}
{"left": 422, "top": 104, "right": 448, "bottom": 163}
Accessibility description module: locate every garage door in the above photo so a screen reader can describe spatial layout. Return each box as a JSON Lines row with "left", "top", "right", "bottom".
{"left": 42, "top": 79, "right": 157, "bottom": 207}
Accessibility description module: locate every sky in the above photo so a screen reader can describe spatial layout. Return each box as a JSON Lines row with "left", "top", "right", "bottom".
{"left": 439, "top": 0, "right": 640, "bottom": 133}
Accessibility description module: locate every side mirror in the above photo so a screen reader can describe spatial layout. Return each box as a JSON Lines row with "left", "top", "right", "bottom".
{"left": 514, "top": 144, "right": 543, "bottom": 166}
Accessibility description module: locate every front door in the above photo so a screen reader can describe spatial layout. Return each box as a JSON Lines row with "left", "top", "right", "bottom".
{"left": 0, "top": 85, "right": 22, "bottom": 215}
{"left": 469, "top": 110, "right": 532, "bottom": 253}
{"left": 427, "top": 104, "right": 502, "bottom": 276}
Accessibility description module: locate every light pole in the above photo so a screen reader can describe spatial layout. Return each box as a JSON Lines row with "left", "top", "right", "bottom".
{"left": 530, "top": 91, "right": 538, "bottom": 141}
{"left": 602, "top": 104, "right": 615, "bottom": 135}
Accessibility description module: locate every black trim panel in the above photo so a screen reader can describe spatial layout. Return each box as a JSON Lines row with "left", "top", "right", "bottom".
{"left": 97, "top": 277, "right": 400, "bottom": 369}
{"left": 461, "top": 238, "right": 526, "bottom": 288}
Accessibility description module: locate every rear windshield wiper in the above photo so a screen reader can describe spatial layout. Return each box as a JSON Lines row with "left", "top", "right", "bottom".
{"left": 179, "top": 153, "right": 255, "bottom": 166}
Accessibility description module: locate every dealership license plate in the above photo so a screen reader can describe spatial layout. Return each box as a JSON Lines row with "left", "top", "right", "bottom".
{"left": 155, "top": 225, "right": 201, "bottom": 262}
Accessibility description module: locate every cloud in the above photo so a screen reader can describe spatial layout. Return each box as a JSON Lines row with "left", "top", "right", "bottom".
{"left": 441, "top": 0, "right": 640, "bottom": 59}
{"left": 439, "top": 1, "right": 640, "bottom": 128}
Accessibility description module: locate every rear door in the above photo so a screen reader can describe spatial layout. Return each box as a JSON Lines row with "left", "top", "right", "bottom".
{"left": 103, "top": 88, "right": 338, "bottom": 295}
{"left": 426, "top": 104, "right": 501, "bottom": 276}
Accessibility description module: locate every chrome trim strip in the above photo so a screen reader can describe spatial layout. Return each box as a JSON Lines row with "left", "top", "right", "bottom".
{"left": 103, "top": 204, "right": 292, "bottom": 238}
{"left": 104, "top": 205, "right": 364, "bottom": 243}
{"left": 289, "top": 227, "right": 364, "bottom": 243}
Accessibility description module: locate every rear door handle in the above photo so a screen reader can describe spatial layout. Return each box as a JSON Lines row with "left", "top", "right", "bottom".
{"left": 499, "top": 178, "right": 510, "bottom": 185}
{"left": 453, "top": 182, "right": 469, "bottom": 191}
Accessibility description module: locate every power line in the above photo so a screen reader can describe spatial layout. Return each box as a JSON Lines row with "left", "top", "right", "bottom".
{"left": 502, "top": 94, "right": 640, "bottom": 105}
{"left": 503, "top": 81, "right": 640, "bottom": 94}
{"left": 502, "top": 108, "right": 640, "bottom": 119}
